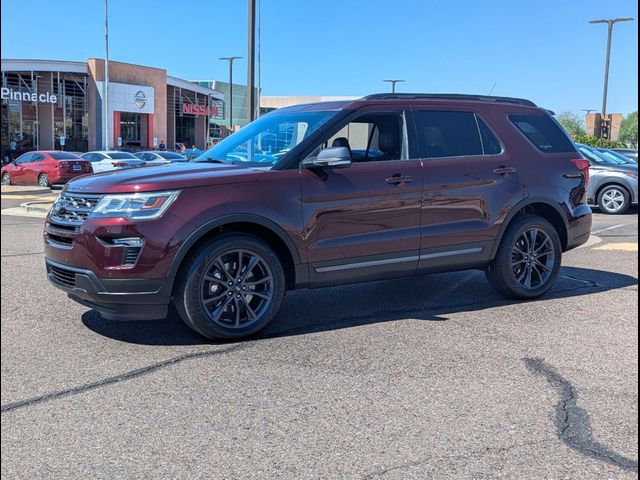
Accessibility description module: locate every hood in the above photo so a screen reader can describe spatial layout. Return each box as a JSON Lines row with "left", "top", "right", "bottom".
{"left": 65, "top": 162, "right": 266, "bottom": 194}
{"left": 591, "top": 163, "right": 638, "bottom": 173}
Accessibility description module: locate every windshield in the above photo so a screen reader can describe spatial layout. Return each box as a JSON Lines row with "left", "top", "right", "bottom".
{"left": 158, "top": 152, "right": 187, "bottom": 160}
{"left": 577, "top": 146, "right": 619, "bottom": 165}
{"left": 196, "top": 110, "right": 339, "bottom": 167}
{"left": 597, "top": 149, "right": 632, "bottom": 164}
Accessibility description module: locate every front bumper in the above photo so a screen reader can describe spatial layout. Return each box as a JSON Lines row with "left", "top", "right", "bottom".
{"left": 45, "top": 257, "right": 172, "bottom": 321}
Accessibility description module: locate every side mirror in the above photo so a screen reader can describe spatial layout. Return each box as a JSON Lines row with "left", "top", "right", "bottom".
{"left": 302, "top": 147, "right": 352, "bottom": 169}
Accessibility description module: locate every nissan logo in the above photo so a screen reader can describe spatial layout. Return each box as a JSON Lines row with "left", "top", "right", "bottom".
{"left": 134, "top": 91, "right": 146, "bottom": 109}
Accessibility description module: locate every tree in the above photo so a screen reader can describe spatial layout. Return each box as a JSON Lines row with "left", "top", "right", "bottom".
{"left": 556, "top": 111, "right": 586, "bottom": 137}
{"left": 618, "top": 111, "right": 638, "bottom": 147}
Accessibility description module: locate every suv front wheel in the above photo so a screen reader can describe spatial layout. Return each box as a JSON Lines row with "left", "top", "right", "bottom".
{"left": 174, "top": 234, "right": 286, "bottom": 340}
{"left": 486, "top": 215, "right": 562, "bottom": 299}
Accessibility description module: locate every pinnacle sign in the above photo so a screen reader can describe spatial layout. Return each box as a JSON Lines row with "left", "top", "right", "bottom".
{"left": 1, "top": 87, "right": 58, "bottom": 104}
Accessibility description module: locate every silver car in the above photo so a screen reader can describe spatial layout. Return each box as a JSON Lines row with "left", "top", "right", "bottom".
{"left": 577, "top": 144, "right": 638, "bottom": 214}
{"left": 134, "top": 150, "right": 188, "bottom": 166}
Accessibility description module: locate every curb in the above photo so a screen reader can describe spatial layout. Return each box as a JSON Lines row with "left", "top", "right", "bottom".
{"left": 1, "top": 187, "right": 52, "bottom": 195}
{"left": 20, "top": 201, "right": 53, "bottom": 213}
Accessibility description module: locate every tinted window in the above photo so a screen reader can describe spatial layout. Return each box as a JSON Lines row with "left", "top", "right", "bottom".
{"left": 476, "top": 116, "right": 502, "bottom": 155}
{"left": 16, "top": 153, "right": 33, "bottom": 164}
{"left": 108, "top": 152, "right": 138, "bottom": 160}
{"left": 50, "top": 152, "right": 81, "bottom": 160}
{"left": 509, "top": 114, "right": 575, "bottom": 153}
{"left": 413, "top": 111, "right": 482, "bottom": 158}
{"left": 31, "top": 154, "right": 45, "bottom": 162}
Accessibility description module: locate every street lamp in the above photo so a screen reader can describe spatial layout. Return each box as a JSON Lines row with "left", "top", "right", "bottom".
{"left": 383, "top": 79, "right": 404, "bottom": 94}
{"left": 588, "top": 17, "right": 634, "bottom": 117}
{"left": 219, "top": 56, "right": 242, "bottom": 130}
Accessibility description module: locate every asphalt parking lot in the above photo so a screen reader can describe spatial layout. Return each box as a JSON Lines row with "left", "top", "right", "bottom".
{"left": 1, "top": 195, "right": 637, "bottom": 479}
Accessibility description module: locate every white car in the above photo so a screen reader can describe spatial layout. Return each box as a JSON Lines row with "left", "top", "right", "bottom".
{"left": 134, "top": 151, "right": 188, "bottom": 166}
{"left": 80, "top": 151, "right": 146, "bottom": 173}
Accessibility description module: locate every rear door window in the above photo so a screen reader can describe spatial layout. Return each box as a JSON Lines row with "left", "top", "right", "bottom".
{"left": 412, "top": 111, "right": 483, "bottom": 158}
{"left": 509, "top": 114, "right": 575, "bottom": 153}
{"left": 476, "top": 116, "right": 502, "bottom": 155}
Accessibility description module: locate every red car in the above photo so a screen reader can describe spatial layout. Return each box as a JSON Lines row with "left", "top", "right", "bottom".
{"left": 1, "top": 151, "right": 93, "bottom": 187}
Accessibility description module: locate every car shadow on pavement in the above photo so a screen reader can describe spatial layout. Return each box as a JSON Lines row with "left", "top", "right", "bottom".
{"left": 82, "top": 265, "right": 638, "bottom": 346}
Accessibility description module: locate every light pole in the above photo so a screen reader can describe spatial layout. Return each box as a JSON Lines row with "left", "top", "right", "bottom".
{"left": 219, "top": 56, "right": 242, "bottom": 130}
{"left": 383, "top": 79, "right": 404, "bottom": 93}
{"left": 588, "top": 17, "right": 634, "bottom": 118}
{"left": 104, "top": 0, "right": 110, "bottom": 149}
{"left": 247, "top": 0, "right": 256, "bottom": 124}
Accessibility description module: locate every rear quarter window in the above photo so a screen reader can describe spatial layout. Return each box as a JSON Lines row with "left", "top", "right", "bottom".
{"left": 509, "top": 114, "right": 575, "bottom": 153}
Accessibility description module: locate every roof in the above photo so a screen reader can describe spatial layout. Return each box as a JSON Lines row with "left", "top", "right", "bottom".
{"left": 361, "top": 93, "right": 537, "bottom": 107}
{"left": 1, "top": 59, "right": 88, "bottom": 74}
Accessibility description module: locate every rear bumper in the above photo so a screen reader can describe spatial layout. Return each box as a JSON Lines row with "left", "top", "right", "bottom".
{"left": 565, "top": 203, "right": 592, "bottom": 251}
{"left": 45, "top": 257, "right": 172, "bottom": 321}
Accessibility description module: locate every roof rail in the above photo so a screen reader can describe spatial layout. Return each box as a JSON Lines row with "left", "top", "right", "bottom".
{"left": 362, "top": 93, "right": 537, "bottom": 107}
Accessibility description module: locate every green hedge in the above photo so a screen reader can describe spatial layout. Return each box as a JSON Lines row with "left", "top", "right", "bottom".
{"left": 573, "top": 134, "right": 626, "bottom": 149}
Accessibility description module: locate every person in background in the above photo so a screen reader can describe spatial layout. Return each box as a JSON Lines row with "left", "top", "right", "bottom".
{"left": 158, "top": 140, "right": 166, "bottom": 151}
{"left": 180, "top": 144, "right": 187, "bottom": 154}
{"left": 9, "top": 136, "right": 18, "bottom": 160}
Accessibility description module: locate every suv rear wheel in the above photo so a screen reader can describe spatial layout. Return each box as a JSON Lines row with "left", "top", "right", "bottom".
{"left": 597, "top": 185, "right": 630, "bottom": 214}
{"left": 486, "top": 215, "right": 562, "bottom": 299}
{"left": 174, "top": 234, "right": 286, "bottom": 340}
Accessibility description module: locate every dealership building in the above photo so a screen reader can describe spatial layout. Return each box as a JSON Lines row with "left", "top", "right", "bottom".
{"left": 1, "top": 58, "right": 224, "bottom": 156}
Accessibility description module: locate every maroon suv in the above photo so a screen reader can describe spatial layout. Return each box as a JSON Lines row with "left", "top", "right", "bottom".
{"left": 45, "top": 94, "right": 592, "bottom": 339}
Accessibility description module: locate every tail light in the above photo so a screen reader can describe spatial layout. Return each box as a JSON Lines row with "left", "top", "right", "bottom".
{"left": 571, "top": 159, "right": 590, "bottom": 189}
{"left": 112, "top": 161, "right": 129, "bottom": 168}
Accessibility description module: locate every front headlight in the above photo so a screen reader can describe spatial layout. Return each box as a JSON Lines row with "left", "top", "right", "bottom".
{"left": 90, "top": 190, "right": 180, "bottom": 220}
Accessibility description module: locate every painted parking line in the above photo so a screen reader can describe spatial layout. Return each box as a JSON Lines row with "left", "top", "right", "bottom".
{"left": 593, "top": 243, "right": 638, "bottom": 252}
{"left": 591, "top": 223, "right": 629, "bottom": 235}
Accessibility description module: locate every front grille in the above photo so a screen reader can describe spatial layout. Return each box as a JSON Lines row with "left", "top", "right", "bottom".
{"left": 47, "top": 233, "right": 74, "bottom": 245}
{"left": 49, "top": 264, "right": 76, "bottom": 287}
{"left": 49, "top": 193, "right": 103, "bottom": 226}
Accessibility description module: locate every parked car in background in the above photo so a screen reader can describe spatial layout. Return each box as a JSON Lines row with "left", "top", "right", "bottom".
{"left": 45, "top": 93, "right": 593, "bottom": 340}
{"left": 577, "top": 144, "right": 638, "bottom": 214}
{"left": 80, "top": 151, "right": 146, "bottom": 173}
{"left": 183, "top": 148, "right": 204, "bottom": 161}
{"left": 1, "top": 151, "right": 92, "bottom": 187}
{"left": 612, "top": 148, "right": 638, "bottom": 163}
{"left": 134, "top": 151, "right": 187, "bottom": 166}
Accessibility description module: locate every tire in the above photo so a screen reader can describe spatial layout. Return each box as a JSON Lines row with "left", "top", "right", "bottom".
{"left": 174, "top": 233, "right": 286, "bottom": 340}
{"left": 486, "top": 214, "right": 562, "bottom": 299}
{"left": 597, "top": 185, "right": 630, "bottom": 214}
{"left": 38, "top": 173, "right": 49, "bottom": 188}
{"left": 2, "top": 173, "right": 10, "bottom": 185}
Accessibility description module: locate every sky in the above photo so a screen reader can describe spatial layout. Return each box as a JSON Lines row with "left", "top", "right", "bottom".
{"left": 1, "top": 0, "right": 638, "bottom": 115}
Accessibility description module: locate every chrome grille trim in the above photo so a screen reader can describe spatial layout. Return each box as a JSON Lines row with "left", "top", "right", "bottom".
{"left": 49, "top": 193, "right": 103, "bottom": 226}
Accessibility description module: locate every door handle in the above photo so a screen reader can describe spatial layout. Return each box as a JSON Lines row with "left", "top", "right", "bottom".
{"left": 492, "top": 166, "right": 517, "bottom": 176}
{"left": 386, "top": 174, "right": 415, "bottom": 186}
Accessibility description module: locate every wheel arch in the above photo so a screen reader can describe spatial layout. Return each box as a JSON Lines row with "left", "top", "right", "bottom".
{"left": 168, "top": 214, "right": 301, "bottom": 291}
{"left": 491, "top": 197, "right": 569, "bottom": 258}
{"left": 595, "top": 181, "right": 631, "bottom": 204}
